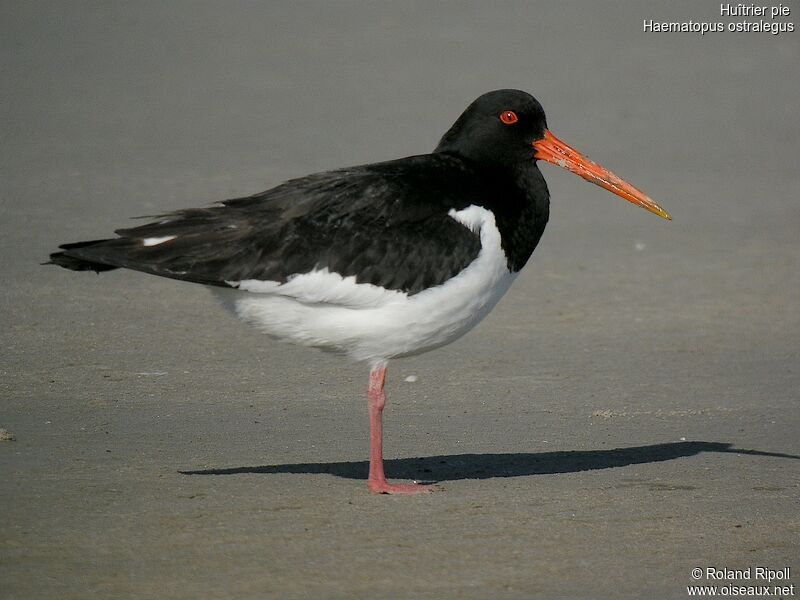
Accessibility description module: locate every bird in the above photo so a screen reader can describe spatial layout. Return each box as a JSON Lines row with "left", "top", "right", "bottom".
{"left": 48, "top": 89, "right": 670, "bottom": 494}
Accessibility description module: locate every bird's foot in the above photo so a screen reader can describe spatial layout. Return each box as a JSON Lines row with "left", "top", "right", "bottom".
{"left": 368, "top": 479, "right": 439, "bottom": 495}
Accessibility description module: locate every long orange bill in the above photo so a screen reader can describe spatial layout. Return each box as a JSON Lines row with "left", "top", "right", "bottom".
{"left": 533, "top": 129, "right": 671, "bottom": 220}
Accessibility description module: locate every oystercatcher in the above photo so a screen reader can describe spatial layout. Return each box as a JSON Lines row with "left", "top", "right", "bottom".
{"left": 48, "top": 89, "right": 670, "bottom": 494}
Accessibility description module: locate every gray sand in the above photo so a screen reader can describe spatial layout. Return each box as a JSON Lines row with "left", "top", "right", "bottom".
{"left": 2, "top": 2, "right": 798, "bottom": 599}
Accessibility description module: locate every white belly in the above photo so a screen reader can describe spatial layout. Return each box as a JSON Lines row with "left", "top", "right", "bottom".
{"left": 214, "top": 205, "right": 516, "bottom": 365}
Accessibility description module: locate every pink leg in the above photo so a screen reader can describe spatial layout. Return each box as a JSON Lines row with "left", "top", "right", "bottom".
{"left": 367, "top": 363, "right": 437, "bottom": 495}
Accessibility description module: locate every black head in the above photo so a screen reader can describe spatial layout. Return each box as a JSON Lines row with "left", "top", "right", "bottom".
{"left": 436, "top": 89, "right": 672, "bottom": 220}
{"left": 435, "top": 89, "right": 547, "bottom": 171}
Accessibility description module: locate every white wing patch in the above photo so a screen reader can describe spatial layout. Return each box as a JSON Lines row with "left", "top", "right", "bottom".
{"left": 142, "top": 235, "right": 177, "bottom": 247}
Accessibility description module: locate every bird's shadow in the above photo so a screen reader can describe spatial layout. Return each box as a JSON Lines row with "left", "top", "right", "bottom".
{"left": 180, "top": 441, "right": 800, "bottom": 482}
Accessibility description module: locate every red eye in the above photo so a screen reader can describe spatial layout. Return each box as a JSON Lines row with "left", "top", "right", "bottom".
{"left": 499, "top": 110, "right": 518, "bottom": 125}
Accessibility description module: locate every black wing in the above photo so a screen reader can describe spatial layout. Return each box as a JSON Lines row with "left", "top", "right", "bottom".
{"left": 49, "top": 154, "right": 485, "bottom": 295}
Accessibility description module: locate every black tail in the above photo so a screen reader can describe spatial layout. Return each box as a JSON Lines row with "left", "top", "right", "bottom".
{"left": 45, "top": 240, "right": 120, "bottom": 273}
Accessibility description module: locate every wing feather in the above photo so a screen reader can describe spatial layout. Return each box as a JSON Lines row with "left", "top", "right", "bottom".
{"left": 51, "top": 154, "right": 485, "bottom": 294}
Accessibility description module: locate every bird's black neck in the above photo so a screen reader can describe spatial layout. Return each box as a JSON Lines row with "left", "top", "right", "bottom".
{"left": 490, "top": 165, "right": 550, "bottom": 273}
{"left": 445, "top": 153, "right": 550, "bottom": 273}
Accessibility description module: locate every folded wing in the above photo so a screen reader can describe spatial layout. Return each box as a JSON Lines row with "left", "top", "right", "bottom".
{"left": 49, "top": 155, "right": 484, "bottom": 295}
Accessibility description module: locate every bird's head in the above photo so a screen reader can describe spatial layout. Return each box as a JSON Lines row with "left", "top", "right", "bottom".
{"left": 436, "top": 89, "right": 670, "bottom": 220}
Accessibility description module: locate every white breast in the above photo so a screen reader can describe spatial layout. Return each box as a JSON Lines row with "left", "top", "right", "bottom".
{"left": 216, "top": 205, "right": 516, "bottom": 365}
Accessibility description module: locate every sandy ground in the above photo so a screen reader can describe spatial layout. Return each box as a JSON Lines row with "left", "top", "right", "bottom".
{"left": 2, "top": 2, "right": 798, "bottom": 599}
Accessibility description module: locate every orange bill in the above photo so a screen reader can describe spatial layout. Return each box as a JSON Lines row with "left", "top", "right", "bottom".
{"left": 533, "top": 129, "right": 671, "bottom": 220}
